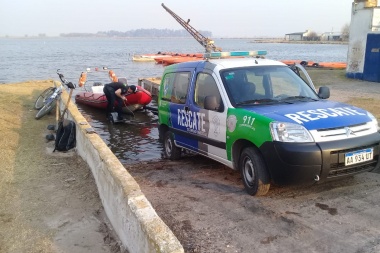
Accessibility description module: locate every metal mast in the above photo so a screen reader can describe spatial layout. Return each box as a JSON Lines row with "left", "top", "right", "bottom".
{"left": 161, "top": 3, "right": 222, "bottom": 53}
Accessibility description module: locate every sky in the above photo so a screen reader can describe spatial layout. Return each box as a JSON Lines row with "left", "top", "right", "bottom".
{"left": 0, "top": 0, "right": 356, "bottom": 37}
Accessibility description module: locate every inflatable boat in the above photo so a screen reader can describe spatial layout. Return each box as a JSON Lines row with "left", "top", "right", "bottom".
{"left": 75, "top": 70, "right": 152, "bottom": 112}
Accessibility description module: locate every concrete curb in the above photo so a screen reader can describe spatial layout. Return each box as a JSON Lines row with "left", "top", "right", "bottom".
{"left": 59, "top": 88, "right": 184, "bottom": 253}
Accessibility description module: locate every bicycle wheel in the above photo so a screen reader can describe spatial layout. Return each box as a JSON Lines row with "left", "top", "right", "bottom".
{"left": 34, "top": 87, "right": 56, "bottom": 110}
{"left": 35, "top": 97, "right": 57, "bottom": 119}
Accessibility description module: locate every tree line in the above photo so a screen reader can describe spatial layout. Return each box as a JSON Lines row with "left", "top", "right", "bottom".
{"left": 60, "top": 28, "right": 212, "bottom": 38}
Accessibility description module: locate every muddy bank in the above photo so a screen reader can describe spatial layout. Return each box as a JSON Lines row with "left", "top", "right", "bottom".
{"left": 127, "top": 70, "right": 380, "bottom": 253}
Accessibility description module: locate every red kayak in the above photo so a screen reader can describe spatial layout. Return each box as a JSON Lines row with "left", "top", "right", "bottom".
{"left": 75, "top": 85, "right": 152, "bottom": 112}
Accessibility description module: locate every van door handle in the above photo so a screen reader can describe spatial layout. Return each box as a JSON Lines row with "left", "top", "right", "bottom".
{"left": 184, "top": 106, "right": 189, "bottom": 112}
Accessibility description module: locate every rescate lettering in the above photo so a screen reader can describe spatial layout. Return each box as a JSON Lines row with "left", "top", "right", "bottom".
{"left": 177, "top": 109, "right": 206, "bottom": 132}
{"left": 285, "top": 107, "right": 366, "bottom": 124}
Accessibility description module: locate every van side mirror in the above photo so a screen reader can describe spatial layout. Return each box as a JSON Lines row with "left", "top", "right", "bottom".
{"left": 204, "top": 95, "right": 223, "bottom": 112}
{"left": 318, "top": 86, "right": 330, "bottom": 99}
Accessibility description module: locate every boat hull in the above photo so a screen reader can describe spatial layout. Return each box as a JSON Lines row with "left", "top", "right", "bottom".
{"left": 75, "top": 86, "right": 152, "bottom": 112}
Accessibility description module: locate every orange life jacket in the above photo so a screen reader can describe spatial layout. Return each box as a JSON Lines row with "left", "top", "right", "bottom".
{"left": 108, "top": 70, "right": 118, "bottom": 82}
{"left": 78, "top": 72, "right": 87, "bottom": 87}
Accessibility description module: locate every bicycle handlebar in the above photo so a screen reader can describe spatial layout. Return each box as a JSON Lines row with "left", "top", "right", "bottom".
{"left": 56, "top": 69, "right": 76, "bottom": 89}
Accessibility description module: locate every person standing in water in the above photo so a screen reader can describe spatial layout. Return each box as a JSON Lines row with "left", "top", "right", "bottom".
{"left": 103, "top": 82, "right": 137, "bottom": 120}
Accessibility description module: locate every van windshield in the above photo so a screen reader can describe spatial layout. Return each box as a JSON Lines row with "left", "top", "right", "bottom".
{"left": 220, "top": 66, "right": 319, "bottom": 106}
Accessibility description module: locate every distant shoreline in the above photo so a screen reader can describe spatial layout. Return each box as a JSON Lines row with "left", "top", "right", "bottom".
{"left": 0, "top": 36, "right": 348, "bottom": 45}
{"left": 250, "top": 39, "right": 348, "bottom": 45}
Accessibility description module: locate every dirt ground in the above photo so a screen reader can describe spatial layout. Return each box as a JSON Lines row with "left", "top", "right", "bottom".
{"left": 0, "top": 81, "right": 124, "bottom": 253}
{"left": 128, "top": 159, "right": 380, "bottom": 253}
{"left": 126, "top": 69, "right": 380, "bottom": 253}
{"left": 1, "top": 69, "right": 380, "bottom": 253}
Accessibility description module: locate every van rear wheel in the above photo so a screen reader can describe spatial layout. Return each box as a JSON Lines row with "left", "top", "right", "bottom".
{"left": 239, "top": 147, "right": 270, "bottom": 196}
{"left": 164, "top": 131, "right": 181, "bottom": 160}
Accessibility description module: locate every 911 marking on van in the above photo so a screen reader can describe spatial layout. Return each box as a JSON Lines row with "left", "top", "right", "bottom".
{"left": 239, "top": 116, "right": 256, "bottom": 130}
{"left": 177, "top": 109, "right": 206, "bottom": 132}
{"left": 284, "top": 107, "right": 366, "bottom": 124}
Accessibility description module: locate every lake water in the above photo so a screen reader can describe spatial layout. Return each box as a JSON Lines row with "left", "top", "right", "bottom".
{"left": 0, "top": 37, "right": 348, "bottom": 84}
{"left": 0, "top": 37, "right": 349, "bottom": 163}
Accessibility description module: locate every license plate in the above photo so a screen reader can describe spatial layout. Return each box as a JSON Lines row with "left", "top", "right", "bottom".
{"left": 345, "top": 148, "right": 373, "bottom": 166}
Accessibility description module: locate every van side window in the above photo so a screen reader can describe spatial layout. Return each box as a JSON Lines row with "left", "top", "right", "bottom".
{"left": 161, "top": 72, "right": 190, "bottom": 104}
{"left": 194, "top": 73, "right": 223, "bottom": 111}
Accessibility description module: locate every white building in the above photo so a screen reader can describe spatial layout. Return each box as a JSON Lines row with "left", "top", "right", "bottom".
{"left": 285, "top": 32, "right": 304, "bottom": 41}
{"left": 347, "top": 0, "right": 380, "bottom": 82}
{"left": 285, "top": 30, "right": 314, "bottom": 41}
{"left": 320, "top": 32, "right": 342, "bottom": 41}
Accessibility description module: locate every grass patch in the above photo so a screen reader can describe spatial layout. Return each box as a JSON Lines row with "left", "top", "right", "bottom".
{"left": 307, "top": 68, "right": 347, "bottom": 87}
{"left": 347, "top": 97, "right": 380, "bottom": 120}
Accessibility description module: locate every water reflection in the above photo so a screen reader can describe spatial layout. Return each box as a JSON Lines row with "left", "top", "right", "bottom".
{"left": 77, "top": 100, "right": 163, "bottom": 164}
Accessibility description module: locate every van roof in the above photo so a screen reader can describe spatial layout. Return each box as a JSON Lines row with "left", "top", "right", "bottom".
{"left": 208, "top": 58, "right": 287, "bottom": 69}
{"left": 166, "top": 57, "right": 286, "bottom": 70}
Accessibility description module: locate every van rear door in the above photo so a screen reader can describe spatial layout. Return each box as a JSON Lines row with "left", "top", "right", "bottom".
{"left": 160, "top": 70, "right": 201, "bottom": 151}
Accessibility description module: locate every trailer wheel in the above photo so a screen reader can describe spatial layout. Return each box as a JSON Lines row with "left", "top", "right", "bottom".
{"left": 239, "top": 147, "right": 270, "bottom": 196}
{"left": 164, "top": 131, "right": 181, "bottom": 160}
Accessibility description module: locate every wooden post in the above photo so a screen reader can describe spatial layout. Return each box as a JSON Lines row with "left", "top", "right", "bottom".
{"left": 55, "top": 81, "right": 60, "bottom": 130}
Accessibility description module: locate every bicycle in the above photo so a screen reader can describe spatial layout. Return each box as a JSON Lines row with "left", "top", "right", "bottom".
{"left": 34, "top": 69, "right": 75, "bottom": 120}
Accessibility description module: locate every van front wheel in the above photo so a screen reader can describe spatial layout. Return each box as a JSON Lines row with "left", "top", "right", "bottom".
{"left": 164, "top": 131, "right": 181, "bottom": 160}
{"left": 239, "top": 147, "right": 270, "bottom": 196}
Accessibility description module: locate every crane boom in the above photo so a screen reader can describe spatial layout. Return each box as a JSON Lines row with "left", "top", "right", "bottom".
{"left": 161, "top": 3, "right": 222, "bottom": 53}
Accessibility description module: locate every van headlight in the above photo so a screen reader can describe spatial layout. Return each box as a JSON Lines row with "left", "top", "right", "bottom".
{"left": 367, "top": 112, "right": 380, "bottom": 131}
{"left": 270, "top": 122, "right": 314, "bottom": 142}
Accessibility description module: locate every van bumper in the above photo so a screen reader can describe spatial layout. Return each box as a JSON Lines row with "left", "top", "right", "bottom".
{"left": 259, "top": 133, "right": 380, "bottom": 185}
